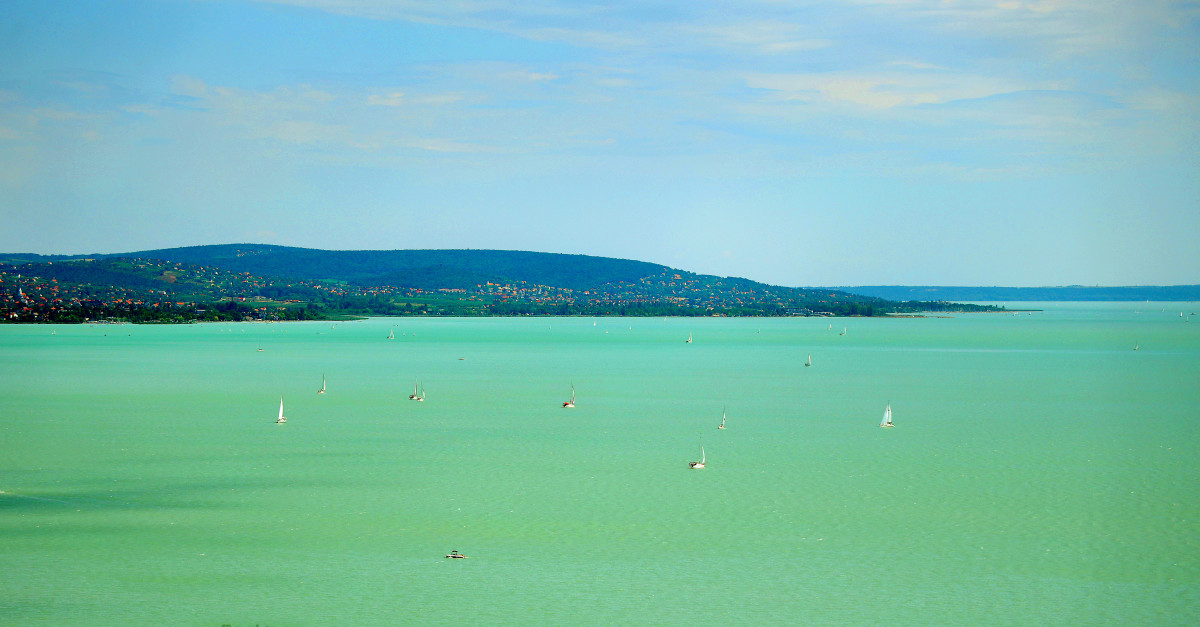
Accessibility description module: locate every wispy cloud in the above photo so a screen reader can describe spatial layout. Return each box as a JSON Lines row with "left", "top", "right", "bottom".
{"left": 681, "top": 21, "right": 833, "bottom": 55}
{"left": 366, "top": 91, "right": 464, "bottom": 107}
{"left": 745, "top": 69, "right": 1033, "bottom": 110}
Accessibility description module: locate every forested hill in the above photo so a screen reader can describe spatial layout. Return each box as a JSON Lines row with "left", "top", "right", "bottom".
{"left": 837, "top": 285, "right": 1200, "bottom": 302}
{"left": 7, "top": 245, "right": 670, "bottom": 292}
{"left": 2, "top": 245, "right": 1005, "bottom": 323}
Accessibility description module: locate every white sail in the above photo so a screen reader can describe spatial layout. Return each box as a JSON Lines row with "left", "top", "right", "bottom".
{"left": 718, "top": 408, "right": 726, "bottom": 429}
{"left": 689, "top": 440, "right": 706, "bottom": 468}
{"left": 805, "top": 354, "right": 812, "bottom": 367}
{"left": 276, "top": 397, "right": 287, "bottom": 424}
{"left": 880, "top": 403, "right": 893, "bottom": 428}
{"left": 318, "top": 374, "right": 326, "bottom": 394}
{"left": 686, "top": 332, "right": 693, "bottom": 343}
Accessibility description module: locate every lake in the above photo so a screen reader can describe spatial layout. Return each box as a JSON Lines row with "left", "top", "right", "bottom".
{"left": 2, "top": 303, "right": 1198, "bottom": 625}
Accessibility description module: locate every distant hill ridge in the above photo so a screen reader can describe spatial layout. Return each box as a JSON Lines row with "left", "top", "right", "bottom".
{"left": 838, "top": 285, "right": 1200, "bottom": 302}
{"left": 4, "top": 244, "right": 670, "bottom": 292}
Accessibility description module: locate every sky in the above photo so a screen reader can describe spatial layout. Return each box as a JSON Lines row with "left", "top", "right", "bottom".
{"left": 1, "top": 0, "right": 1197, "bottom": 287}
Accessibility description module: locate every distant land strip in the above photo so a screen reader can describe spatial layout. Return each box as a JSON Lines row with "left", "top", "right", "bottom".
{"left": 834, "top": 285, "right": 1200, "bottom": 302}
{"left": 1, "top": 244, "right": 1002, "bottom": 323}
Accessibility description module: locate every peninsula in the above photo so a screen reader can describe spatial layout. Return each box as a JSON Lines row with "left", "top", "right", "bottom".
{"left": 1, "top": 244, "right": 999, "bottom": 323}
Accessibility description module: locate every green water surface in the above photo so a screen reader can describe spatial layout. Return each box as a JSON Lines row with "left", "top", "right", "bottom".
{"left": 2, "top": 304, "right": 1198, "bottom": 625}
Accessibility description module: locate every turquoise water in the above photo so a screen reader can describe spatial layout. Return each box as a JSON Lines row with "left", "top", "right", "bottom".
{"left": 2, "top": 303, "right": 1198, "bottom": 625}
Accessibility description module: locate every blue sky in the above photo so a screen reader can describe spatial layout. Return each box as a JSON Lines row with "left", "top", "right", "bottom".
{"left": 1, "top": 0, "right": 1197, "bottom": 286}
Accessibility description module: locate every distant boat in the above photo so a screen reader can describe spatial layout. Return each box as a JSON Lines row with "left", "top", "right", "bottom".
{"left": 717, "top": 408, "right": 726, "bottom": 430}
{"left": 686, "top": 332, "right": 693, "bottom": 343}
{"left": 408, "top": 380, "right": 421, "bottom": 400}
{"left": 828, "top": 323, "right": 832, "bottom": 331}
{"left": 562, "top": 384, "right": 575, "bottom": 408}
{"left": 387, "top": 329, "right": 395, "bottom": 339}
{"left": 445, "top": 550, "right": 468, "bottom": 559}
{"left": 804, "top": 354, "right": 812, "bottom": 367}
{"left": 415, "top": 385, "right": 426, "bottom": 402}
{"left": 689, "top": 440, "right": 706, "bottom": 469}
{"left": 880, "top": 402, "right": 894, "bottom": 428}
{"left": 839, "top": 327, "right": 847, "bottom": 336}
{"left": 276, "top": 397, "right": 287, "bottom": 424}
{"left": 1134, "top": 342, "right": 1139, "bottom": 351}
{"left": 318, "top": 374, "right": 326, "bottom": 394}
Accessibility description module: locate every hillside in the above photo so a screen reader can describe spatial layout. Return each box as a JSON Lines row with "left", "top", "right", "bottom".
{"left": 1, "top": 245, "right": 1002, "bottom": 323}
{"left": 12, "top": 244, "right": 671, "bottom": 292}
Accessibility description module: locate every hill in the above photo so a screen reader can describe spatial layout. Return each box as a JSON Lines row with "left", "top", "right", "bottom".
{"left": 1, "top": 245, "right": 1001, "bottom": 323}
{"left": 3, "top": 245, "right": 669, "bottom": 292}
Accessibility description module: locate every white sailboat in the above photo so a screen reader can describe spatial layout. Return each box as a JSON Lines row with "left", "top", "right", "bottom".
{"left": 387, "top": 329, "right": 395, "bottom": 339}
{"left": 276, "top": 397, "right": 287, "bottom": 424}
{"left": 839, "top": 327, "right": 847, "bottom": 336}
{"left": 1134, "top": 342, "right": 1139, "bottom": 351}
{"left": 717, "top": 408, "right": 726, "bottom": 430}
{"left": 317, "top": 374, "right": 326, "bottom": 394}
{"left": 562, "top": 384, "right": 575, "bottom": 408}
{"left": 415, "top": 385, "right": 425, "bottom": 402}
{"left": 880, "top": 402, "right": 894, "bottom": 428}
{"left": 804, "top": 354, "right": 812, "bottom": 367}
{"left": 408, "top": 380, "right": 421, "bottom": 400}
{"left": 689, "top": 440, "right": 706, "bottom": 469}
{"left": 686, "top": 332, "right": 693, "bottom": 343}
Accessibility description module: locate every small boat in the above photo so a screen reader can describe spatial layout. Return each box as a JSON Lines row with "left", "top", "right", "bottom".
{"left": 804, "top": 354, "right": 812, "bottom": 367}
{"left": 445, "top": 550, "right": 468, "bottom": 559}
{"left": 1134, "top": 342, "right": 1139, "bottom": 351}
{"left": 839, "top": 327, "right": 847, "bottom": 336}
{"left": 880, "top": 402, "right": 894, "bottom": 428}
{"left": 318, "top": 374, "right": 326, "bottom": 394}
{"left": 562, "top": 384, "right": 575, "bottom": 408}
{"left": 387, "top": 329, "right": 395, "bottom": 339}
{"left": 689, "top": 440, "right": 706, "bottom": 469}
{"left": 408, "top": 380, "right": 421, "bottom": 400}
{"left": 415, "top": 385, "right": 426, "bottom": 402}
{"left": 276, "top": 397, "right": 287, "bottom": 424}
{"left": 686, "top": 332, "right": 693, "bottom": 343}
{"left": 717, "top": 408, "right": 726, "bottom": 430}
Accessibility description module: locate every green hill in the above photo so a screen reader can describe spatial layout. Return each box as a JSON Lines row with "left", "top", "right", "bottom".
{"left": 2, "top": 245, "right": 1004, "bottom": 323}
{"left": 82, "top": 244, "right": 670, "bottom": 291}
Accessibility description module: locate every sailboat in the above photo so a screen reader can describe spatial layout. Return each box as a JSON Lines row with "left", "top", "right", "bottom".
{"left": 689, "top": 440, "right": 706, "bottom": 469}
{"left": 408, "top": 380, "right": 421, "bottom": 400}
{"left": 562, "top": 384, "right": 575, "bottom": 408}
{"left": 717, "top": 408, "right": 726, "bottom": 430}
{"left": 880, "top": 402, "right": 894, "bottom": 428}
{"left": 1134, "top": 342, "right": 1139, "bottom": 351}
{"left": 317, "top": 374, "right": 326, "bottom": 394}
{"left": 686, "top": 332, "right": 693, "bottom": 343}
{"left": 387, "top": 329, "right": 395, "bottom": 340}
{"left": 276, "top": 397, "right": 287, "bottom": 424}
{"left": 804, "top": 354, "right": 812, "bottom": 367}
{"left": 840, "top": 327, "right": 847, "bottom": 336}
{"left": 415, "top": 385, "right": 425, "bottom": 402}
